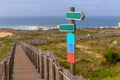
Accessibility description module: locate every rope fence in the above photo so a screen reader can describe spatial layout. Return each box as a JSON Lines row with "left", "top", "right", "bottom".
{"left": 22, "top": 32, "right": 120, "bottom": 45}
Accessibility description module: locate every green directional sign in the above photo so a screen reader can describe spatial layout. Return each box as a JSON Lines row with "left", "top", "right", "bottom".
{"left": 59, "top": 24, "right": 74, "bottom": 32}
{"left": 66, "top": 12, "right": 85, "bottom": 20}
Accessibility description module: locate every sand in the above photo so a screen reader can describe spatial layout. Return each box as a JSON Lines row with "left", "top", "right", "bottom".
{"left": 0, "top": 32, "right": 13, "bottom": 38}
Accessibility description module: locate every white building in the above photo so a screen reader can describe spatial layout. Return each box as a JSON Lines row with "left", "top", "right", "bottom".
{"left": 118, "top": 23, "right": 120, "bottom": 27}
{"left": 115, "top": 22, "right": 120, "bottom": 29}
{"left": 38, "top": 27, "right": 50, "bottom": 31}
{"left": 55, "top": 25, "right": 60, "bottom": 29}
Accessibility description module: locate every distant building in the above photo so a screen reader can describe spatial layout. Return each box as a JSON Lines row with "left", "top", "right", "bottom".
{"left": 55, "top": 25, "right": 60, "bottom": 29}
{"left": 118, "top": 23, "right": 120, "bottom": 27}
{"left": 38, "top": 27, "right": 50, "bottom": 31}
{"left": 115, "top": 22, "right": 120, "bottom": 29}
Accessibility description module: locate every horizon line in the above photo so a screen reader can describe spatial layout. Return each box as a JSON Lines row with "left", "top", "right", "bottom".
{"left": 0, "top": 15, "right": 120, "bottom": 17}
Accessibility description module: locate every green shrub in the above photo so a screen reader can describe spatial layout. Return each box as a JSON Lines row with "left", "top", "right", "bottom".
{"left": 103, "top": 48, "right": 120, "bottom": 64}
{"left": 90, "top": 69, "right": 109, "bottom": 79}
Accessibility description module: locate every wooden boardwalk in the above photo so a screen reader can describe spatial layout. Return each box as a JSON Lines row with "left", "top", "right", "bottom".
{"left": 12, "top": 45, "right": 42, "bottom": 80}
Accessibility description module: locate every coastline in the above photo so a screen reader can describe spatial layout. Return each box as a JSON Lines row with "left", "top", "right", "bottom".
{"left": 0, "top": 25, "right": 117, "bottom": 31}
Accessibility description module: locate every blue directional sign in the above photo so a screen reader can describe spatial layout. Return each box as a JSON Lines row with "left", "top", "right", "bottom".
{"left": 67, "top": 33, "right": 75, "bottom": 54}
{"left": 67, "top": 33, "right": 75, "bottom": 44}
{"left": 67, "top": 44, "right": 74, "bottom": 53}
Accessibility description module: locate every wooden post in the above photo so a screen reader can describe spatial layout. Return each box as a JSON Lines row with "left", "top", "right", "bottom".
{"left": 40, "top": 54, "right": 44, "bottom": 79}
{"left": 50, "top": 59, "right": 55, "bottom": 80}
{"left": 33, "top": 50, "right": 34, "bottom": 65}
{"left": 26, "top": 47, "right": 28, "bottom": 57}
{"left": 37, "top": 54, "right": 40, "bottom": 73}
{"left": 29, "top": 48, "right": 31, "bottom": 60}
{"left": 30, "top": 47, "right": 32, "bottom": 62}
{"left": 35, "top": 53, "right": 37, "bottom": 69}
{"left": 0, "top": 63, "right": 3, "bottom": 80}
{"left": 33, "top": 51, "right": 36, "bottom": 65}
{"left": 44, "top": 56, "right": 49, "bottom": 80}
{"left": 7, "top": 60, "right": 10, "bottom": 80}
{"left": 9, "top": 56, "right": 12, "bottom": 80}
{"left": 29, "top": 47, "right": 32, "bottom": 62}
{"left": 31, "top": 51, "right": 34, "bottom": 63}
{"left": 31, "top": 50, "right": 34, "bottom": 64}
{"left": 56, "top": 67, "right": 63, "bottom": 80}
{"left": 70, "top": 7, "right": 76, "bottom": 75}
{"left": 3, "top": 60, "right": 7, "bottom": 80}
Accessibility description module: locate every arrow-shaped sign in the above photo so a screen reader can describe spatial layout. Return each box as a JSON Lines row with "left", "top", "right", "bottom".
{"left": 66, "top": 12, "right": 85, "bottom": 20}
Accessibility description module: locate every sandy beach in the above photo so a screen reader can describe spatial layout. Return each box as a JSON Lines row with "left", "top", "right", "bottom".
{"left": 0, "top": 32, "right": 13, "bottom": 38}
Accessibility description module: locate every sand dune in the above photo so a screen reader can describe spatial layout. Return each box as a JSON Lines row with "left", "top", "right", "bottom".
{"left": 0, "top": 32, "right": 13, "bottom": 38}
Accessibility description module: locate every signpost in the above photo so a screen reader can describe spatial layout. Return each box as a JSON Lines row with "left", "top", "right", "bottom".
{"left": 59, "top": 7, "right": 85, "bottom": 75}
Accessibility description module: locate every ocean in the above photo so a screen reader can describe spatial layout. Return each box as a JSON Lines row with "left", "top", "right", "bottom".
{"left": 0, "top": 16, "right": 120, "bottom": 30}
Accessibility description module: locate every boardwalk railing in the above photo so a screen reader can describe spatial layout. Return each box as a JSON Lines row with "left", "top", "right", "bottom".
{"left": 0, "top": 43, "right": 16, "bottom": 80}
{"left": 21, "top": 42, "right": 87, "bottom": 80}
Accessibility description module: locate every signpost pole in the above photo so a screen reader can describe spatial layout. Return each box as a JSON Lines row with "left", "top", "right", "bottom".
{"left": 59, "top": 6, "right": 85, "bottom": 75}
{"left": 70, "top": 7, "right": 76, "bottom": 75}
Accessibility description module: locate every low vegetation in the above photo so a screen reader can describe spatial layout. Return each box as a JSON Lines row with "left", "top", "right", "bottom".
{"left": 35, "top": 37, "right": 120, "bottom": 80}
{"left": 34, "top": 36, "right": 120, "bottom": 79}
{"left": 103, "top": 47, "right": 120, "bottom": 64}
{"left": 1, "top": 28, "right": 120, "bottom": 80}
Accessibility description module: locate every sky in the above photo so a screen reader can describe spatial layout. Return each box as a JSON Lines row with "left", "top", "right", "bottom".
{"left": 0, "top": 0, "right": 120, "bottom": 17}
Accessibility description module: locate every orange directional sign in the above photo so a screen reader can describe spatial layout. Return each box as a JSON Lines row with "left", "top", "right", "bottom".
{"left": 67, "top": 53, "right": 75, "bottom": 64}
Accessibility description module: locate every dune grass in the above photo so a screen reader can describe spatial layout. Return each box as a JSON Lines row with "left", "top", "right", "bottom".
{"left": 1, "top": 28, "right": 120, "bottom": 79}
{"left": 34, "top": 36, "right": 120, "bottom": 80}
